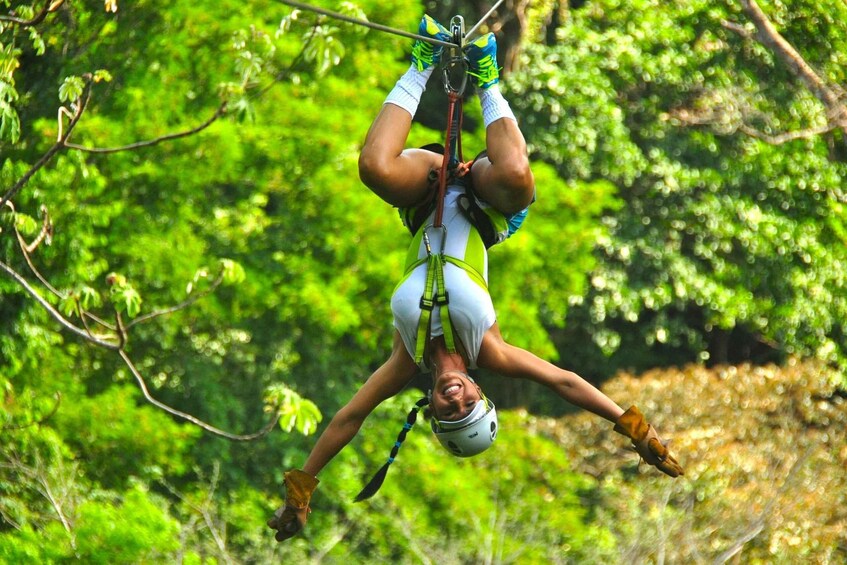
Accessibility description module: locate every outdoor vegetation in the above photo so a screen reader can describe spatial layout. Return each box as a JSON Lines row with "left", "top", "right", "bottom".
{"left": 1, "top": 0, "right": 845, "bottom": 563}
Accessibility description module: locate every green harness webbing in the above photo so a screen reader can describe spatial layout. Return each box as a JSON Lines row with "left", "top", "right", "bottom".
{"left": 406, "top": 225, "right": 488, "bottom": 365}
{"left": 415, "top": 247, "right": 455, "bottom": 365}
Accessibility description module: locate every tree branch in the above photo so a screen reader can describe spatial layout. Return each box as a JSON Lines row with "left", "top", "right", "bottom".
{"left": 0, "top": 259, "right": 121, "bottom": 349}
{"left": 8, "top": 203, "right": 63, "bottom": 299}
{"left": 2, "top": 450, "right": 78, "bottom": 549}
{"left": 160, "top": 464, "right": 235, "bottom": 564}
{"left": 0, "top": 76, "right": 92, "bottom": 210}
{"left": 737, "top": 123, "right": 839, "bottom": 145}
{"left": 62, "top": 101, "right": 228, "bottom": 154}
{"left": 737, "top": 0, "right": 847, "bottom": 128}
{"left": 2, "top": 226, "right": 281, "bottom": 442}
{"left": 712, "top": 445, "right": 814, "bottom": 564}
{"left": 1, "top": 393, "right": 61, "bottom": 431}
{"left": 119, "top": 350, "right": 281, "bottom": 441}
{"left": 126, "top": 270, "right": 225, "bottom": 329}
{"left": 4, "top": 201, "right": 118, "bottom": 335}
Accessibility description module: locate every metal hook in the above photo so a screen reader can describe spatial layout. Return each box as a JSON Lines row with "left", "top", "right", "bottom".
{"left": 442, "top": 15, "right": 467, "bottom": 95}
{"left": 422, "top": 224, "right": 448, "bottom": 256}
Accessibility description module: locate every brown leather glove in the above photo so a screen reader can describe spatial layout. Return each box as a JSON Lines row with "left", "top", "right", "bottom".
{"left": 613, "top": 406, "right": 684, "bottom": 478}
{"left": 267, "top": 469, "right": 320, "bottom": 542}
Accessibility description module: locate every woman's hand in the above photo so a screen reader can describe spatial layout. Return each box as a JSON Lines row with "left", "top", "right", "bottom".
{"left": 614, "top": 406, "right": 684, "bottom": 478}
{"left": 267, "top": 470, "right": 320, "bottom": 542}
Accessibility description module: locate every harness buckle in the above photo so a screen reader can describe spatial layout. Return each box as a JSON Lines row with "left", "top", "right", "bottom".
{"left": 435, "top": 291, "right": 450, "bottom": 306}
{"left": 419, "top": 297, "right": 435, "bottom": 311}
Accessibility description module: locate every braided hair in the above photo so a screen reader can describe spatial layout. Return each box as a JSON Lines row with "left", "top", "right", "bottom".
{"left": 354, "top": 396, "right": 429, "bottom": 502}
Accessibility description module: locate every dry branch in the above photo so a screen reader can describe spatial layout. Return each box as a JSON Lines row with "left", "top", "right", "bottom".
{"left": 736, "top": 0, "right": 847, "bottom": 131}
{"left": 709, "top": 2, "right": 847, "bottom": 144}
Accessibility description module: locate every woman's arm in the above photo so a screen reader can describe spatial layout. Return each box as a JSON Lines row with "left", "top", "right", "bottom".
{"left": 303, "top": 331, "right": 419, "bottom": 477}
{"left": 477, "top": 324, "right": 683, "bottom": 477}
{"left": 268, "top": 332, "right": 419, "bottom": 542}
{"left": 477, "top": 324, "right": 624, "bottom": 423}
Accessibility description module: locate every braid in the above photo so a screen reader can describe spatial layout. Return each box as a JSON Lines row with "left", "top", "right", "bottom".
{"left": 354, "top": 397, "right": 429, "bottom": 502}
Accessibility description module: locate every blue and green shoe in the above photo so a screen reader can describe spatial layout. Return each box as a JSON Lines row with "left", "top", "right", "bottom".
{"left": 465, "top": 33, "right": 500, "bottom": 89}
{"left": 411, "top": 15, "right": 451, "bottom": 71}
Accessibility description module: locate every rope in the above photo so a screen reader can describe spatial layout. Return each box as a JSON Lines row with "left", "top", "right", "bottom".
{"left": 434, "top": 92, "right": 462, "bottom": 228}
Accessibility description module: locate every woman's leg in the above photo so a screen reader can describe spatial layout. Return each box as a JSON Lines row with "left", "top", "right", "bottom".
{"left": 465, "top": 34, "right": 535, "bottom": 215}
{"left": 358, "top": 17, "right": 448, "bottom": 208}
{"left": 358, "top": 103, "right": 441, "bottom": 208}
{"left": 471, "top": 115, "right": 535, "bottom": 214}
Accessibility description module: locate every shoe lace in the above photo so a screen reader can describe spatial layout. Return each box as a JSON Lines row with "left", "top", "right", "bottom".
{"left": 412, "top": 41, "right": 436, "bottom": 66}
{"left": 468, "top": 54, "right": 498, "bottom": 83}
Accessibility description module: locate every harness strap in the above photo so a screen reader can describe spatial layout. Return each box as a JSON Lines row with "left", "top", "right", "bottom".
{"left": 414, "top": 251, "right": 456, "bottom": 364}
{"left": 401, "top": 255, "right": 487, "bottom": 292}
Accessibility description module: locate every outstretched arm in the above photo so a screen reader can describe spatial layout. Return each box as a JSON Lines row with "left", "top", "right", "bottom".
{"left": 268, "top": 331, "right": 418, "bottom": 541}
{"left": 304, "top": 330, "right": 419, "bottom": 477}
{"left": 477, "top": 324, "right": 683, "bottom": 477}
{"left": 477, "top": 324, "right": 623, "bottom": 423}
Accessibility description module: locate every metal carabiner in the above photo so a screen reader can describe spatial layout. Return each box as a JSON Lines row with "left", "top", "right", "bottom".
{"left": 442, "top": 15, "right": 467, "bottom": 96}
{"left": 422, "top": 224, "right": 448, "bottom": 257}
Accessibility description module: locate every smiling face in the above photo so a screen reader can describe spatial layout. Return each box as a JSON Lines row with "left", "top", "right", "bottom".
{"left": 429, "top": 371, "right": 484, "bottom": 421}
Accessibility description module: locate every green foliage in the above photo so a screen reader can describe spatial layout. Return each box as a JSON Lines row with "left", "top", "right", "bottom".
{"left": 0, "top": 484, "right": 182, "bottom": 563}
{"left": 265, "top": 383, "right": 323, "bottom": 435}
{"left": 73, "top": 485, "right": 181, "bottom": 564}
{"left": 53, "top": 385, "right": 200, "bottom": 488}
{"left": 58, "top": 75, "right": 85, "bottom": 103}
{"left": 106, "top": 272, "right": 142, "bottom": 318}
{"left": 511, "top": 0, "right": 847, "bottom": 377}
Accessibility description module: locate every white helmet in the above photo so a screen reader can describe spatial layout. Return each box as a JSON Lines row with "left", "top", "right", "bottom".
{"left": 430, "top": 396, "right": 498, "bottom": 457}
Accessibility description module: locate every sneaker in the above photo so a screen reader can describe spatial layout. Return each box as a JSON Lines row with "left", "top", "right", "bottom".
{"left": 411, "top": 15, "right": 451, "bottom": 71}
{"left": 465, "top": 33, "right": 500, "bottom": 89}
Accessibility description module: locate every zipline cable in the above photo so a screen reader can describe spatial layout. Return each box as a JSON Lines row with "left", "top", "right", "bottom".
{"left": 465, "top": 0, "right": 507, "bottom": 42}
{"left": 275, "top": 0, "right": 457, "bottom": 49}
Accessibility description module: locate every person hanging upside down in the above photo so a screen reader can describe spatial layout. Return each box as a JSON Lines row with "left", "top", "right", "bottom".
{"left": 268, "top": 15, "right": 683, "bottom": 543}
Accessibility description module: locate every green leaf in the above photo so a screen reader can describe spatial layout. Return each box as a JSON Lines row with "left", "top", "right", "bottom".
{"left": 108, "top": 273, "right": 142, "bottom": 318}
{"left": 13, "top": 212, "right": 37, "bottom": 235}
{"left": 58, "top": 76, "right": 85, "bottom": 103}
{"left": 219, "top": 258, "right": 246, "bottom": 285}
{"left": 93, "top": 69, "right": 113, "bottom": 83}
{"left": 264, "top": 384, "right": 323, "bottom": 436}
{"left": 78, "top": 285, "right": 101, "bottom": 310}
{"left": 59, "top": 294, "right": 80, "bottom": 318}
